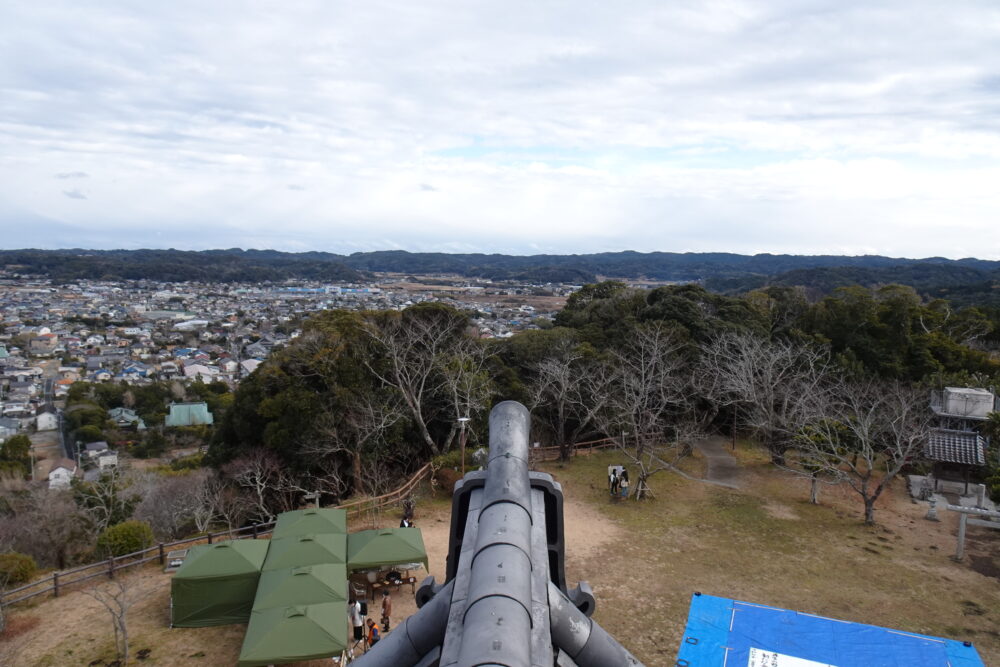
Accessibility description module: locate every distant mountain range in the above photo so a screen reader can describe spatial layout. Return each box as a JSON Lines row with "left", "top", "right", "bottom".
{"left": 2, "top": 248, "right": 1000, "bottom": 307}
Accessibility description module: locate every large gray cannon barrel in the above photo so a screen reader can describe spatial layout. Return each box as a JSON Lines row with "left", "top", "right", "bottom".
{"left": 455, "top": 400, "right": 535, "bottom": 667}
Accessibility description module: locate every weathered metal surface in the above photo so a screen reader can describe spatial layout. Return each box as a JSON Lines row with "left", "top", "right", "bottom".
{"left": 354, "top": 401, "right": 643, "bottom": 667}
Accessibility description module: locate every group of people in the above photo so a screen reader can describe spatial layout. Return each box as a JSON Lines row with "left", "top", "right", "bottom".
{"left": 609, "top": 467, "right": 630, "bottom": 499}
{"left": 347, "top": 508, "right": 413, "bottom": 658}
{"left": 348, "top": 588, "right": 393, "bottom": 657}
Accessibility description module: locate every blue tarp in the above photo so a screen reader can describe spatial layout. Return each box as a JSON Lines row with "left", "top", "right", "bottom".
{"left": 676, "top": 593, "right": 984, "bottom": 667}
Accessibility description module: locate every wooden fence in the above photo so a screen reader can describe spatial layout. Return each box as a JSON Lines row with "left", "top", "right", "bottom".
{"left": 0, "top": 462, "right": 433, "bottom": 608}
{"left": 528, "top": 435, "right": 622, "bottom": 463}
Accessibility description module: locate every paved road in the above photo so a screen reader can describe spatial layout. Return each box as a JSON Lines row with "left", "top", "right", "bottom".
{"left": 693, "top": 436, "right": 743, "bottom": 489}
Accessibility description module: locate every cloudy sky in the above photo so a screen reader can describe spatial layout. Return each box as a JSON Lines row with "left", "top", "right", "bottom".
{"left": 2, "top": 1, "right": 1000, "bottom": 258}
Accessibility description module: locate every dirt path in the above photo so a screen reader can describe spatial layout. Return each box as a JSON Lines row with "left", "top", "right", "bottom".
{"left": 693, "top": 436, "right": 743, "bottom": 488}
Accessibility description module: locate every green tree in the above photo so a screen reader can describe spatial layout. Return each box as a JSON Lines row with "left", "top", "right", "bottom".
{"left": 96, "top": 520, "right": 154, "bottom": 557}
{"left": 0, "top": 552, "right": 37, "bottom": 585}
{"left": 0, "top": 434, "right": 31, "bottom": 477}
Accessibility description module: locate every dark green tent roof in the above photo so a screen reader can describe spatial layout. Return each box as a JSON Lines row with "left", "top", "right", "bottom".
{"left": 238, "top": 603, "right": 347, "bottom": 666}
{"left": 252, "top": 564, "right": 348, "bottom": 610}
{"left": 171, "top": 540, "right": 270, "bottom": 627}
{"left": 262, "top": 533, "right": 347, "bottom": 571}
{"left": 272, "top": 508, "right": 347, "bottom": 539}
{"left": 347, "top": 527, "right": 429, "bottom": 571}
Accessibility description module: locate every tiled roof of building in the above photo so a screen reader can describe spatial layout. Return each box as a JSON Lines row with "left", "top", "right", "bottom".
{"left": 924, "top": 428, "right": 986, "bottom": 466}
{"left": 164, "top": 402, "right": 214, "bottom": 427}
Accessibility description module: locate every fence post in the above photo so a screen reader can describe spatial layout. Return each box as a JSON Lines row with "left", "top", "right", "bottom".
{"left": 53, "top": 572, "right": 60, "bottom": 598}
{"left": 252, "top": 524, "right": 259, "bottom": 539}
{"left": 108, "top": 557, "right": 115, "bottom": 579}
{"left": 158, "top": 543, "right": 165, "bottom": 565}
{"left": 207, "top": 532, "right": 213, "bottom": 545}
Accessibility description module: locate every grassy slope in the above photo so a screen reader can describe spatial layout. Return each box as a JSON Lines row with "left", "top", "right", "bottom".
{"left": 6, "top": 450, "right": 999, "bottom": 666}
{"left": 539, "top": 446, "right": 1000, "bottom": 667}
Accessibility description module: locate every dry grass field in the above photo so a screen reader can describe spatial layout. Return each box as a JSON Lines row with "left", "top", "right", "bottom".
{"left": 3, "top": 442, "right": 999, "bottom": 666}
{"left": 541, "top": 445, "right": 1000, "bottom": 666}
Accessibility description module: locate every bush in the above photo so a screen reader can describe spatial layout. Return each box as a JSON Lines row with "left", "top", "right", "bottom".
{"left": 431, "top": 448, "right": 475, "bottom": 471}
{"left": 0, "top": 552, "right": 37, "bottom": 586}
{"left": 75, "top": 425, "right": 104, "bottom": 444}
{"left": 170, "top": 453, "right": 204, "bottom": 471}
{"left": 96, "top": 520, "right": 154, "bottom": 558}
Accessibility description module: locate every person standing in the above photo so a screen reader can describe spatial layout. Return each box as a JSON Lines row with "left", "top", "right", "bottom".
{"left": 348, "top": 598, "right": 364, "bottom": 657}
{"left": 620, "top": 469, "right": 630, "bottom": 499}
{"left": 609, "top": 469, "right": 619, "bottom": 497}
{"left": 381, "top": 588, "right": 392, "bottom": 632}
{"left": 366, "top": 617, "right": 381, "bottom": 647}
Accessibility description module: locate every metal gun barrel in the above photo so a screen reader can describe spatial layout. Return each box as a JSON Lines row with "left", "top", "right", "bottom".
{"left": 456, "top": 400, "right": 535, "bottom": 667}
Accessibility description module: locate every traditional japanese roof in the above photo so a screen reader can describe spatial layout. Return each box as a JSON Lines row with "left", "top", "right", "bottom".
{"left": 164, "top": 401, "right": 214, "bottom": 427}
{"left": 924, "top": 428, "right": 987, "bottom": 466}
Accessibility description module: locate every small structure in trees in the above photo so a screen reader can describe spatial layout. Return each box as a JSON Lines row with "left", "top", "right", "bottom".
{"left": 164, "top": 401, "right": 214, "bottom": 427}
{"left": 925, "top": 387, "right": 996, "bottom": 495}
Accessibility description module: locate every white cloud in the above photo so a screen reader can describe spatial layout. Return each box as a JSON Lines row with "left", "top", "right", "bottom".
{"left": 1, "top": 1, "right": 1000, "bottom": 257}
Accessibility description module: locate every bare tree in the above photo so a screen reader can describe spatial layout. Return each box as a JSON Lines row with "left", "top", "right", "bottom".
{"left": 133, "top": 469, "right": 214, "bottom": 540}
{"left": 311, "top": 388, "right": 406, "bottom": 495}
{"left": 0, "top": 487, "right": 93, "bottom": 569}
{"left": 528, "top": 341, "right": 610, "bottom": 461}
{"left": 700, "top": 332, "right": 828, "bottom": 465}
{"left": 359, "top": 452, "right": 403, "bottom": 528}
{"left": 74, "top": 467, "right": 141, "bottom": 533}
{"left": 84, "top": 577, "right": 139, "bottom": 665}
{"left": 362, "top": 308, "right": 468, "bottom": 456}
{"left": 437, "top": 337, "right": 495, "bottom": 450}
{"left": 222, "top": 449, "right": 300, "bottom": 523}
{"left": 213, "top": 482, "right": 251, "bottom": 532}
{"left": 791, "top": 379, "right": 930, "bottom": 525}
{"left": 595, "top": 324, "right": 694, "bottom": 499}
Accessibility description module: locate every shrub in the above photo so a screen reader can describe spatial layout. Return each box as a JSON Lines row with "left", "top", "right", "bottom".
{"left": 96, "top": 520, "right": 154, "bottom": 558}
{"left": 75, "top": 425, "right": 104, "bottom": 444}
{"left": 0, "top": 552, "right": 37, "bottom": 586}
{"left": 170, "top": 453, "right": 204, "bottom": 471}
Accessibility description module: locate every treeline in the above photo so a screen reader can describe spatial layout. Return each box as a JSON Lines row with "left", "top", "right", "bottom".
{"left": 6, "top": 248, "right": 1000, "bottom": 288}
{"left": 708, "top": 263, "right": 1000, "bottom": 309}
{"left": 0, "top": 249, "right": 364, "bottom": 283}
{"left": 207, "top": 282, "right": 1000, "bottom": 524}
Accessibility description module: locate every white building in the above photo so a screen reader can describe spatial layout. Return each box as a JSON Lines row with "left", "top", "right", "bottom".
{"left": 48, "top": 458, "right": 78, "bottom": 489}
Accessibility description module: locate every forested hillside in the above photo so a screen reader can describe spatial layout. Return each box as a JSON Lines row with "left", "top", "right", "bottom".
{"left": 4, "top": 248, "right": 1000, "bottom": 288}
{"left": 208, "top": 282, "right": 1000, "bottom": 525}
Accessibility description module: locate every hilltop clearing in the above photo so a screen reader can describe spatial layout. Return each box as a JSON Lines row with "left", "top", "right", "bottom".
{"left": 4, "top": 446, "right": 999, "bottom": 666}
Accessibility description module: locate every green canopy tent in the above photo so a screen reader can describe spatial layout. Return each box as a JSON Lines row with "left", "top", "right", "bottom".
{"left": 238, "top": 603, "right": 347, "bottom": 666}
{"left": 347, "top": 527, "right": 429, "bottom": 572}
{"left": 170, "top": 540, "right": 270, "bottom": 627}
{"left": 251, "top": 564, "right": 348, "bottom": 610}
{"left": 271, "top": 507, "right": 347, "bottom": 539}
{"left": 261, "top": 533, "right": 347, "bottom": 571}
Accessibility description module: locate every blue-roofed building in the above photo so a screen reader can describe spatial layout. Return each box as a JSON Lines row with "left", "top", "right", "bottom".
{"left": 676, "top": 593, "right": 984, "bottom": 667}
{"left": 164, "top": 402, "right": 214, "bottom": 427}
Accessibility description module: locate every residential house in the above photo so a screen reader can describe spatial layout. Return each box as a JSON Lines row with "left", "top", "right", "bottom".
{"left": 48, "top": 458, "right": 79, "bottom": 489}
{"left": 36, "top": 404, "right": 58, "bottom": 431}
{"left": 84, "top": 441, "right": 110, "bottom": 460}
{"left": 239, "top": 359, "right": 261, "bottom": 375}
{"left": 0, "top": 417, "right": 19, "bottom": 442}
{"left": 28, "top": 333, "right": 58, "bottom": 357}
{"left": 108, "top": 407, "right": 146, "bottom": 430}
